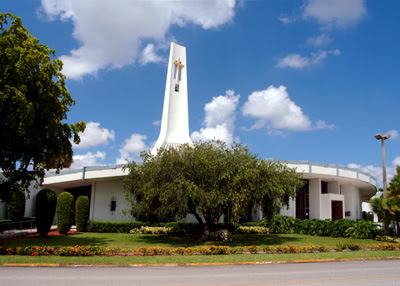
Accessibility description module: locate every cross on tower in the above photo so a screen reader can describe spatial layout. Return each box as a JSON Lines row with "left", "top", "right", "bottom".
{"left": 173, "top": 58, "right": 184, "bottom": 81}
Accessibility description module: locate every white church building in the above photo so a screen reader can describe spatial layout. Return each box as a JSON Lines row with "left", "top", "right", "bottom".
{"left": 0, "top": 43, "right": 377, "bottom": 223}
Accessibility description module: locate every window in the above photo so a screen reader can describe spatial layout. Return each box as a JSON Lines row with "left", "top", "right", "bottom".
{"left": 321, "top": 181, "right": 328, "bottom": 194}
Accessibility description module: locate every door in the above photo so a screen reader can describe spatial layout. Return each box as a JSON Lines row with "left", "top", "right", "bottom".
{"left": 331, "top": 200, "right": 343, "bottom": 220}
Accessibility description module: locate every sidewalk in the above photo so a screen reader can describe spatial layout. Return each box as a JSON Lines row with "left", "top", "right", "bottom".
{"left": 0, "top": 225, "right": 59, "bottom": 239}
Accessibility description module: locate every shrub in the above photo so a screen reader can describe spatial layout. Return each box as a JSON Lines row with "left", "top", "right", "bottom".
{"left": 56, "top": 192, "right": 74, "bottom": 234}
{"left": 86, "top": 221, "right": 150, "bottom": 233}
{"left": 7, "top": 188, "right": 26, "bottom": 222}
{"left": 308, "top": 219, "right": 333, "bottom": 236}
{"left": 35, "top": 189, "right": 57, "bottom": 238}
{"left": 331, "top": 219, "right": 355, "bottom": 237}
{"left": 266, "top": 215, "right": 299, "bottom": 234}
{"left": 75, "top": 196, "right": 89, "bottom": 232}
{"left": 345, "top": 220, "right": 382, "bottom": 239}
{"left": 130, "top": 226, "right": 173, "bottom": 234}
{"left": 236, "top": 226, "right": 269, "bottom": 234}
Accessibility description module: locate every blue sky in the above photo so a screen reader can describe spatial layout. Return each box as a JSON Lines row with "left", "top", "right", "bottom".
{"left": 2, "top": 0, "right": 399, "bottom": 186}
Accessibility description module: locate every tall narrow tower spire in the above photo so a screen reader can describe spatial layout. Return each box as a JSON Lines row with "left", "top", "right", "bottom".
{"left": 152, "top": 42, "right": 192, "bottom": 155}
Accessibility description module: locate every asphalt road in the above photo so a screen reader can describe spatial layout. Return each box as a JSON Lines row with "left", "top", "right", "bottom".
{"left": 1, "top": 260, "right": 400, "bottom": 286}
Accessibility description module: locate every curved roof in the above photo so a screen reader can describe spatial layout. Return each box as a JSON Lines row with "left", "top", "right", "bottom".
{"left": 43, "top": 160, "right": 377, "bottom": 199}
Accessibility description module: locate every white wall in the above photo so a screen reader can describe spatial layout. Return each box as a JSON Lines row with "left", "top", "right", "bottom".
{"left": 90, "top": 179, "right": 133, "bottom": 221}
{"left": 309, "top": 178, "right": 321, "bottom": 219}
{"left": 280, "top": 197, "right": 296, "bottom": 218}
{"left": 341, "top": 184, "right": 362, "bottom": 220}
{"left": 320, "top": 193, "right": 345, "bottom": 220}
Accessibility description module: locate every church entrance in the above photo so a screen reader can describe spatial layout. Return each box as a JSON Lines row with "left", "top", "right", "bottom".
{"left": 65, "top": 185, "right": 92, "bottom": 208}
{"left": 331, "top": 200, "right": 343, "bottom": 220}
{"left": 296, "top": 180, "right": 309, "bottom": 220}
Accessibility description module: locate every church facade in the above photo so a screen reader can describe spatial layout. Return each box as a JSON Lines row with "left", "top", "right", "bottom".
{"left": 0, "top": 43, "right": 377, "bottom": 222}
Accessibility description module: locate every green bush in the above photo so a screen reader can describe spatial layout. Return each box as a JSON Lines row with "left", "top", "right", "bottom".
{"left": 308, "top": 219, "right": 333, "bottom": 236}
{"left": 130, "top": 226, "right": 174, "bottom": 234}
{"left": 56, "top": 192, "right": 74, "bottom": 234}
{"left": 75, "top": 196, "right": 89, "bottom": 232}
{"left": 86, "top": 221, "right": 151, "bottom": 233}
{"left": 35, "top": 189, "right": 57, "bottom": 238}
{"left": 7, "top": 188, "right": 26, "bottom": 222}
{"left": 235, "top": 226, "right": 269, "bottom": 234}
{"left": 345, "top": 220, "right": 383, "bottom": 239}
{"left": 265, "top": 215, "right": 299, "bottom": 234}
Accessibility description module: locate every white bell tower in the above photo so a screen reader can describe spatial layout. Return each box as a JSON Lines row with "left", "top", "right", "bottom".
{"left": 152, "top": 42, "right": 192, "bottom": 155}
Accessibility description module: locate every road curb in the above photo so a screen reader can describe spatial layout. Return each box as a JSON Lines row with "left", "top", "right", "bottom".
{"left": 2, "top": 257, "right": 400, "bottom": 267}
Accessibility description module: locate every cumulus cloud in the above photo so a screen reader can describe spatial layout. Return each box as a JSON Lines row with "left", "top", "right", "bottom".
{"left": 40, "top": 0, "right": 237, "bottom": 79}
{"left": 140, "top": 44, "right": 163, "bottom": 65}
{"left": 302, "top": 0, "right": 367, "bottom": 29}
{"left": 387, "top": 130, "right": 399, "bottom": 140}
{"left": 116, "top": 134, "right": 149, "bottom": 164}
{"left": 348, "top": 162, "right": 397, "bottom": 188}
{"left": 306, "top": 33, "right": 333, "bottom": 47}
{"left": 276, "top": 49, "right": 340, "bottom": 69}
{"left": 393, "top": 157, "right": 400, "bottom": 167}
{"left": 71, "top": 151, "right": 106, "bottom": 168}
{"left": 72, "top": 122, "right": 115, "bottom": 149}
{"left": 191, "top": 90, "right": 240, "bottom": 145}
{"left": 242, "top": 85, "right": 333, "bottom": 134}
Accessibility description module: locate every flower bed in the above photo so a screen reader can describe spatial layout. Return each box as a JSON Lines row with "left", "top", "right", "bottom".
{"left": 1, "top": 243, "right": 399, "bottom": 257}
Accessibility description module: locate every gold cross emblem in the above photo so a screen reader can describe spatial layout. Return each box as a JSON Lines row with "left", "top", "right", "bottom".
{"left": 173, "top": 58, "right": 184, "bottom": 81}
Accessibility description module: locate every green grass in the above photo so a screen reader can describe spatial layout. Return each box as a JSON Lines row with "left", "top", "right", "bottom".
{"left": 2, "top": 233, "right": 378, "bottom": 249}
{"left": 1, "top": 251, "right": 400, "bottom": 265}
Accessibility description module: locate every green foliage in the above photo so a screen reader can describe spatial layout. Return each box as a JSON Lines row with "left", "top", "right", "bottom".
{"left": 130, "top": 226, "right": 174, "bottom": 234}
{"left": 236, "top": 226, "right": 269, "bottom": 234}
{"left": 0, "top": 13, "right": 85, "bottom": 202}
{"left": 6, "top": 188, "right": 25, "bottom": 221}
{"left": 330, "top": 219, "right": 355, "bottom": 237}
{"left": 308, "top": 219, "right": 333, "bottom": 236}
{"left": 86, "top": 221, "right": 151, "bottom": 233}
{"left": 35, "top": 188, "right": 57, "bottom": 238}
{"left": 124, "top": 141, "right": 303, "bottom": 231}
{"left": 265, "top": 215, "right": 299, "bottom": 234}
{"left": 56, "top": 192, "right": 74, "bottom": 234}
{"left": 344, "top": 220, "right": 383, "bottom": 239}
{"left": 75, "top": 196, "right": 89, "bottom": 232}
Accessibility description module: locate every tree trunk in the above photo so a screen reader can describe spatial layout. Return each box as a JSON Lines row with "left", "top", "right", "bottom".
{"left": 190, "top": 211, "right": 205, "bottom": 231}
{"left": 382, "top": 211, "right": 389, "bottom": 235}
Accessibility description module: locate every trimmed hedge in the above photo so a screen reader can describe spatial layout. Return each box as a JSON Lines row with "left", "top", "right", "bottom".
{"left": 35, "top": 189, "right": 57, "bottom": 238}
{"left": 7, "top": 188, "right": 26, "bottom": 222}
{"left": 75, "top": 196, "right": 89, "bottom": 232}
{"left": 261, "top": 215, "right": 383, "bottom": 239}
{"left": 56, "top": 192, "right": 74, "bottom": 234}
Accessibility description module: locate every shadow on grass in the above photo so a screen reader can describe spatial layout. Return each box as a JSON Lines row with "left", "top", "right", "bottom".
{"left": 134, "top": 234, "right": 301, "bottom": 247}
{"left": 3, "top": 233, "right": 111, "bottom": 248}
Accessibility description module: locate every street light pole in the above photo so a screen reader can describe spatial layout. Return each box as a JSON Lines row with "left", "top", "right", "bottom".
{"left": 375, "top": 133, "right": 391, "bottom": 194}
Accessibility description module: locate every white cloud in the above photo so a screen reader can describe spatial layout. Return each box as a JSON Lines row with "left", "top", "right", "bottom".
{"left": 116, "top": 134, "right": 149, "bottom": 164}
{"left": 242, "top": 85, "right": 334, "bottom": 134}
{"left": 393, "top": 157, "right": 400, "bottom": 167}
{"left": 278, "top": 14, "right": 294, "bottom": 24}
{"left": 71, "top": 151, "right": 106, "bottom": 168}
{"left": 307, "top": 33, "right": 333, "bottom": 47}
{"left": 302, "top": 0, "right": 367, "bottom": 29}
{"left": 140, "top": 44, "right": 163, "bottom": 65}
{"left": 73, "top": 122, "right": 115, "bottom": 149}
{"left": 153, "top": 120, "right": 161, "bottom": 126}
{"left": 191, "top": 90, "right": 240, "bottom": 145}
{"left": 387, "top": 130, "right": 399, "bottom": 140}
{"left": 40, "top": 0, "right": 237, "bottom": 79}
{"left": 348, "top": 162, "right": 396, "bottom": 189}
{"left": 276, "top": 49, "right": 340, "bottom": 69}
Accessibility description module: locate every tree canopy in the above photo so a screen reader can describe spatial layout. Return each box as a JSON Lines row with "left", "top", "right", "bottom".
{"left": 124, "top": 141, "right": 304, "bottom": 231}
{"left": 0, "top": 13, "right": 85, "bottom": 201}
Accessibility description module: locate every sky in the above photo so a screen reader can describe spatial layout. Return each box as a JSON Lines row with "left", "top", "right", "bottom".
{"left": 1, "top": 0, "right": 399, "bottom": 187}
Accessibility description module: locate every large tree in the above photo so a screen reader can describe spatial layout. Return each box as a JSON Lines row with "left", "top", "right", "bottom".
{"left": 124, "top": 141, "right": 304, "bottom": 231}
{"left": 0, "top": 13, "right": 85, "bottom": 201}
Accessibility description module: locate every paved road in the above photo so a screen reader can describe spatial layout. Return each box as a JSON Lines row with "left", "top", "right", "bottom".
{"left": 1, "top": 260, "right": 400, "bottom": 285}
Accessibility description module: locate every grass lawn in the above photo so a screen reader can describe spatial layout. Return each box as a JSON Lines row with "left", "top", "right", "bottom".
{"left": 2, "top": 233, "right": 379, "bottom": 249}
{"left": 1, "top": 251, "right": 400, "bottom": 265}
{"left": 2, "top": 233, "right": 398, "bottom": 265}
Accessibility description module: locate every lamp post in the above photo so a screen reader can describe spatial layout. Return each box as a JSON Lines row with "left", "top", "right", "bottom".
{"left": 375, "top": 133, "right": 391, "bottom": 194}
